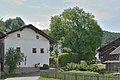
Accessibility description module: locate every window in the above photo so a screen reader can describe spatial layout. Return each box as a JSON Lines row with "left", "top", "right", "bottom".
{"left": 36, "top": 35, "right": 39, "bottom": 39}
{"left": 40, "top": 48, "right": 44, "bottom": 53}
{"left": 16, "top": 47, "right": 21, "bottom": 53}
{"left": 24, "top": 56, "right": 27, "bottom": 65}
{"left": 32, "top": 48, "right": 36, "bottom": 53}
{"left": 17, "top": 34, "right": 20, "bottom": 38}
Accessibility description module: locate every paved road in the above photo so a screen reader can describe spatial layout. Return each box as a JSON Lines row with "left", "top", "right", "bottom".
{"left": 5, "top": 72, "right": 40, "bottom": 80}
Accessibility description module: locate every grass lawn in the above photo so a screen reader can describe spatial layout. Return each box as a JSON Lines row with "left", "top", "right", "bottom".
{"left": 39, "top": 77, "right": 60, "bottom": 80}
{"left": 68, "top": 70, "right": 99, "bottom": 74}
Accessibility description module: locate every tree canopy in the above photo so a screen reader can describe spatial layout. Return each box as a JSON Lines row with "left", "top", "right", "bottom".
{"left": 0, "top": 17, "right": 25, "bottom": 32}
{"left": 50, "top": 6, "right": 103, "bottom": 61}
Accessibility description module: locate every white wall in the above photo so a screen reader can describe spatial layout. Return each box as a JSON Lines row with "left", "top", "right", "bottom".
{"left": 4, "top": 28, "right": 50, "bottom": 67}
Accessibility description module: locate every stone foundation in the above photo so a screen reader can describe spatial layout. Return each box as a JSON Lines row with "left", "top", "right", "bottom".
{"left": 4, "top": 67, "right": 40, "bottom": 74}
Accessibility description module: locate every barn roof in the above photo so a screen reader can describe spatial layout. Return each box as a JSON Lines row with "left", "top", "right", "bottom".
{"left": 97, "top": 37, "right": 120, "bottom": 55}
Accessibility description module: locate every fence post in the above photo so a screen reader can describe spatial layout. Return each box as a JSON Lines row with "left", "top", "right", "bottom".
{"left": 47, "top": 71, "right": 49, "bottom": 77}
{"left": 55, "top": 71, "right": 57, "bottom": 78}
{"left": 64, "top": 72, "right": 66, "bottom": 80}
{"left": 75, "top": 73, "right": 77, "bottom": 80}
{"left": 97, "top": 74, "right": 99, "bottom": 80}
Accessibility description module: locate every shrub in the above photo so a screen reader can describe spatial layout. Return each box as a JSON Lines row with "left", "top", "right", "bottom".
{"left": 66, "top": 63, "right": 79, "bottom": 71}
{"left": 62, "top": 47, "right": 71, "bottom": 53}
{"left": 78, "top": 60, "right": 88, "bottom": 71}
{"left": 58, "top": 69, "right": 65, "bottom": 72}
{"left": 88, "top": 65, "right": 99, "bottom": 72}
{"left": 50, "top": 57, "right": 59, "bottom": 68}
{"left": 43, "top": 64, "right": 49, "bottom": 69}
{"left": 98, "top": 68, "right": 106, "bottom": 74}
{"left": 58, "top": 52, "right": 79, "bottom": 67}
{"left": 5, "top": 48, "right": 24, "bottom": 73}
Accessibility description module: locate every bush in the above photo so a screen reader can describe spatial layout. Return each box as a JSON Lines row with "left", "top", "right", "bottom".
{"left": 66, "top": 63, "right": 79, "bottom": 71}
{"left": 65, "top": 60, "right": 99, "bottom": 72}
{"left": 50, "top": 57, "right": 59, "bottom": 68}
{"left": 98, "top": 68, "right": 106, "bottom": 74}
{"left": 88, "top": 65, "right": 99, "bottom": 72}
{"left": 42, "top": 64, "right": 49, "bottom": 69}
{"left": 62, "top": 47, "right": 71, "bottom": 53}
{"left": 58, "top": 69, "right": 65, "bottom": 72}
{"left": 66, "top": 61, "right": 89, "bottom": 71}
{"left": 78, "top": 60, "right": 88, "bottom": 71}
{"left": 5, "top": 48, "right": 24, "bottom": 73}
{"left": 58, "top": 52, "right": 79, "bottom": 67}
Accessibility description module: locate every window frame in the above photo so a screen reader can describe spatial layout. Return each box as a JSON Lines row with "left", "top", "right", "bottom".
{"left": 17, "top": 34, "right": 20, "bottom": 38}
{"left": 36, "top": 35, "right": 39, "bottom": 39}
{"left": 40, "top": 48, "right": 44, "bottom": 53}
{"left": 32, "top": 48, "right": 37, "bottom": 53}
{"left": 16, "top": 47, "right": 21, "bottom": 53}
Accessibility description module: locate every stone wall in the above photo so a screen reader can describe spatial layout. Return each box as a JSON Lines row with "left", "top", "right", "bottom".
{"left": 4, "top": 67, "right": 40, "bottom": 74}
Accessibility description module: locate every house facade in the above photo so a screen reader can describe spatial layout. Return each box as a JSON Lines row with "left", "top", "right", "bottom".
{"left": 0, "top": 24, "right": 55, "bottom": 73}
{"left": 97, "top": 37, "right": 120, "bottom": 72}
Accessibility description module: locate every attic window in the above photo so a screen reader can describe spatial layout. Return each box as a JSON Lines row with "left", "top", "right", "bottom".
{"left": 17, "top": 34, "right": 20, "bottom": 38}
{"left": 36, "top": 35, "right": 39, "bottom": 39}
{"left": 16, "top": 47, "right": 21, "bottom": 53}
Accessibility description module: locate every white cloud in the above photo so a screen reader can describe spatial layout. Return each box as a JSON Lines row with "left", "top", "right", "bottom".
{"left": 29, "top": 3, "right": 55, "bottom": 9}
{"left": 24, "top": 14, "right": 51, "bottom": 29}
{"left": 4, "top": 0, "right": 27, "bottom": 5}
{"left": 26, "top": 22, "right": 49, "bottom": 30}
{"left": 29, "top": 5, "right": 42, "bottom": 9}
{"left": 3, "top": 12, "right": 18, "bottom": 21}
{"left": 64, "top": 0, "right": 120, "bottom": 20}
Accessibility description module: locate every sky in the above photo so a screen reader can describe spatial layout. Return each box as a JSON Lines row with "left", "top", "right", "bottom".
{"left": 0, "top": 0, "right": 120, "bottom": 32}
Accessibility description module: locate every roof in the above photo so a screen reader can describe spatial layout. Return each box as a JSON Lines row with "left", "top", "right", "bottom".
{"left": 103, "top": 60, "right": 120, "bottom": 63}
{"left": 0, "top": 24, "right": 56, "bottom": 44}
{"left": 110, "top": 46, "right": 120, "bottom": 55}
{"left": 97, "top": 37, "right": 120, "bottom": 55}
{"left": 0, "top": 31, "right": 6, "bottom": 39}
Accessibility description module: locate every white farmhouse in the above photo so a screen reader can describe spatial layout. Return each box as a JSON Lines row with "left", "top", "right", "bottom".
{"left": 0, "top": 24, "right": 55, "bottom": 73}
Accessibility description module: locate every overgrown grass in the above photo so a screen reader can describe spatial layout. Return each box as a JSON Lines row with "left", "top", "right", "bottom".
{"left": 68, "top": 70, "right": 99, "bottom": 74}
{"left": 39, "top": 77, "right": 60, "bottom": 80}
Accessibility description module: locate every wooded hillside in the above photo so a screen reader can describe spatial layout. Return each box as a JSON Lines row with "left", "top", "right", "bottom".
{"left": 102, "top": 31, "right": 120, "bottom": 46}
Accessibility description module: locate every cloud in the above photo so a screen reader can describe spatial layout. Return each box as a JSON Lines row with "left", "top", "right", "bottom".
{"left": 4, "top": 0, "right": 27, "bottom": 5}
{"left": 3, "top": 12, "right": 18, "bottom": 21}
{"left": 29, "top": 5, "right": 42, "bottom": 9}
{"left": 26, "top": 22, "right": 48, "bottom": 30}
{"left": 64, "top": 0, "right": 91, "bottom": 3}
{"left": 64, "top": 0, "right": 120, "bottom": 20}
{"left": 28, "top": 3, "right": 55, "bottom": 9}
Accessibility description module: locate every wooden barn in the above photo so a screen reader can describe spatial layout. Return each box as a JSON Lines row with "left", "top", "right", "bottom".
{"left": 97, "top": 37, "right": 120, "bottom": 72}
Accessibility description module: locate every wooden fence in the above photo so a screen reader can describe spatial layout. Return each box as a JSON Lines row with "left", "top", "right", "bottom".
{"left": 40, "top": 70, "right": 120, "bottom": 80}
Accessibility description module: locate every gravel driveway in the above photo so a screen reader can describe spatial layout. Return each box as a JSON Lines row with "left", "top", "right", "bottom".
{"left": 5, "top": 72, "right": 40, "bottom": 80}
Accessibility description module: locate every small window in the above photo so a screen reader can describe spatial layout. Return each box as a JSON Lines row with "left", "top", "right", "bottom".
{"left": 32, "top": 48, "right": 36, "bottom": 53}
{"left": 17, "top": 34, "right": 20, "bottom": 38}
{"left": 36, "top": 35, "right": 39, "bottom": 39}
{"left": 16, "top": 47, "right": 21, "bottom": 53}
{"left": 24, "top": 56, "right": 27, "bottom": 65}
{"left": 41, "top": 48, "right": 44, "bottom": 53}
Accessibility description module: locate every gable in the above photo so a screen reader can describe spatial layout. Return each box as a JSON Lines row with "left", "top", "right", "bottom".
{"left": 6, "top": 28, "right": 48, "bottom": 41}
{"left": 110, "top": 46, "right": 120, "bottom": 55}
{"left": 1, "top": 24, "right": 56, "bottom": 44}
